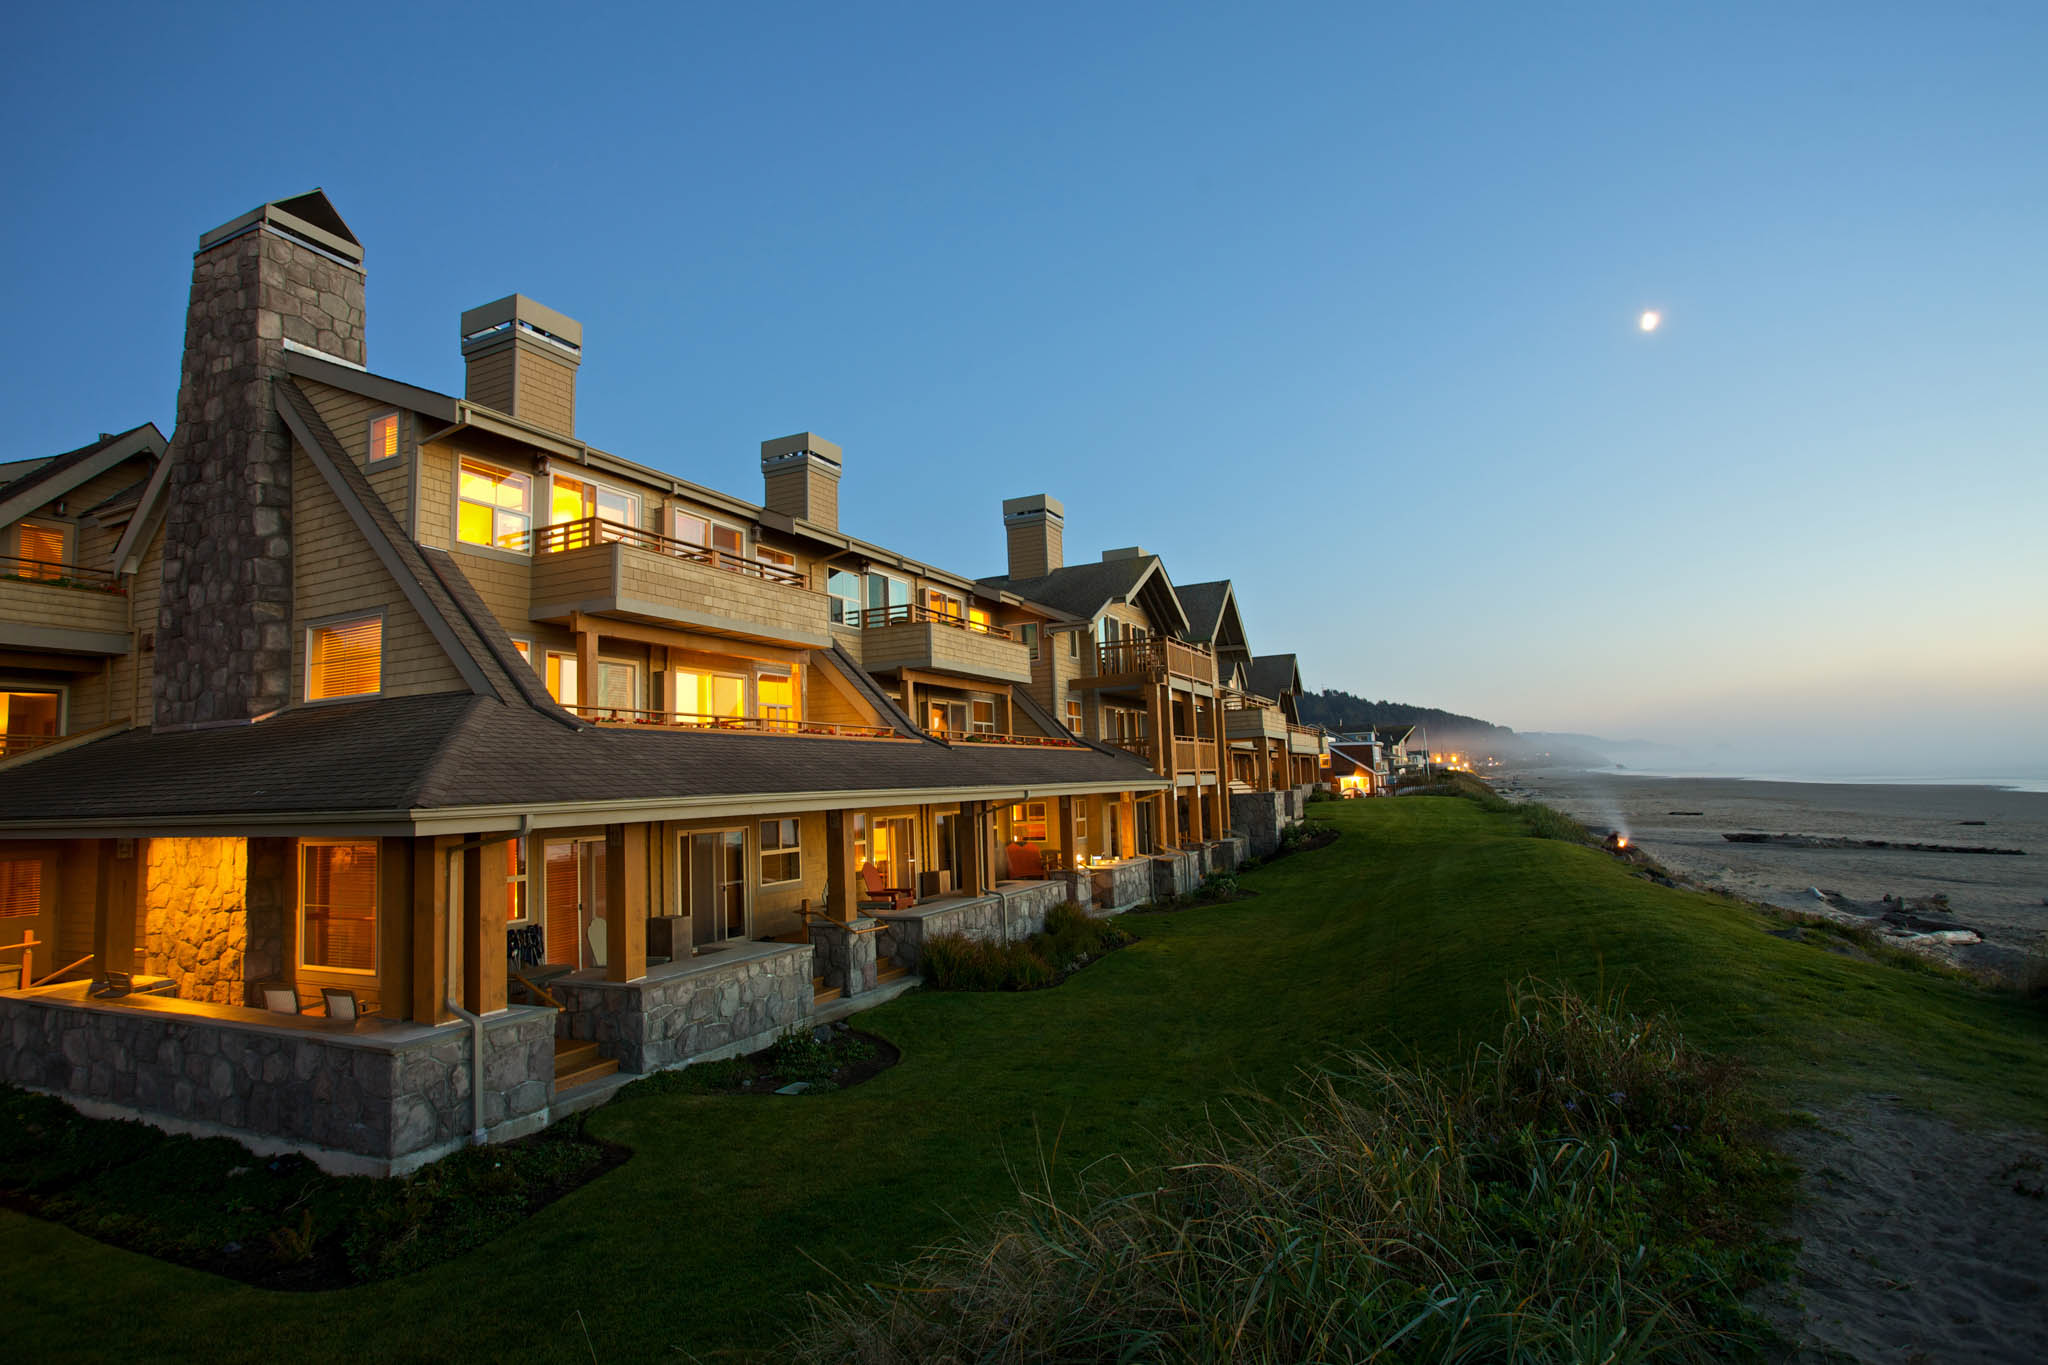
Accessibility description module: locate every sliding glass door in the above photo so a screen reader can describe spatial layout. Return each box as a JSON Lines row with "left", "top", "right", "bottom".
{"left": 684, "top": 830, "right": 748, "bottom": 948}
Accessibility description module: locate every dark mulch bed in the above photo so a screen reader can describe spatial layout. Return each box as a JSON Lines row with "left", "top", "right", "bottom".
{"left": 0, "top": 1086, "right": 625, "bottom": 1291}
{"left": 621, "top": 1024, "right": 900, "bottom": 1098}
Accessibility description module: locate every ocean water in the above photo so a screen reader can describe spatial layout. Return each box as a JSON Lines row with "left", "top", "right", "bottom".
{"left": 1588, "top": 768, "right": 2048, "bottom": 795}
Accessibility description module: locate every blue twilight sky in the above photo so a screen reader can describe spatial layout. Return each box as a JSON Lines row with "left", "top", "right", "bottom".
{"left": 4, "top": 3, "right": 2044, "bottom": 774}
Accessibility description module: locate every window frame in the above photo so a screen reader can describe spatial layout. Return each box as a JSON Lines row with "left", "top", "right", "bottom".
{"left": 671, "top": 507, "right": 747, "bottom": 559}
{"left": 826, "top": 567, "right": 862, "bottom": 624}
{"left": 548, "top": 467, "right": 643, "bottom": 534}
{"left": 303, "top": 609, "right": 385, "bottom": 704}
{"left": 365, "top": 410, "right": 403, "bottom": 471}
{"left": 1020, "top": 622, "right": 1039, "bottom": 661}
{"left": 1065, "top": 698, "right": 1084, "bottom": 736}
{"left": 759, "top": 817, "right": 802, "bottom": 886}
{"left": 11, "top": 519, "right": 73, "bottom": 576}
{"left": 969, "top": 698, "right": 996, "bottom": 735}
{"left": 455, "top": 455, "right": 534, "bottom": 558}
{"left": 298, "top": 838, "right": 380, "bottom": 977}
{"left": 0, "top": 681, "right": 67, "bottom": 756}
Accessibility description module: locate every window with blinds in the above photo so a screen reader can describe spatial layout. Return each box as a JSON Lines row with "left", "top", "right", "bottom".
{"left": 367, "top": 413, "right": 400, "bottom": 465}
{"left": 307, "top": 615, "right": 382, "bottom": 700}
{"left": 15, "top": 522, "right": 67, "bottom": 578}
{"left": 301, "top": 842, "right": 377, "bottom": 972}
{"left": 0, "top": 858, "right": 41, "bottom": 918}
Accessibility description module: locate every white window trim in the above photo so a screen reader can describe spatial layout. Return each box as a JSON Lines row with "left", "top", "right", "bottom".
{"left": 547, "top": 465, "right": 644, "bottom": 530}
{"left": 0, "top": 679, "right": 67, "bottom": 749}
{"left": 455, "top": 454, "right": 533, "bottom": 559}
{"left": 595, "top": 656, "right": 643, "bottom": 712}
{"left": 758, "top": 817, "right": 803, "bottom": 887}
{"left": 298, "top": 839, "right": 380, "bottom": 977}
{"left": 509, "top": 637, "right": 534, "bottom": 669}
{"left": 302, "top": 609, "right": 386, "bottom": 705}
{"left": 671, "top": 506, "right": 747, "bottom": 555}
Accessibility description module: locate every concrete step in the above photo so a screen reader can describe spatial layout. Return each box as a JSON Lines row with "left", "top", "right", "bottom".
{"left": 555, "top": 1055, "right": 619, "bottom": 1092}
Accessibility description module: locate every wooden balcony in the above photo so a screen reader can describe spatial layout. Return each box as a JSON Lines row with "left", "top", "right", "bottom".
{"left": 1224, "top": 703, "right": 1286, "bottom": 742}
{"left": 1287, "top": 724, "right": 1325, "bottom": 756}
{"left": 566, "top": 705, "right": 903, "bottom": 740}
{"left": 1175, "top": 737, "right": 1217, "bottom": 774}
{"left": 527, "top": 518, "right": 832, "bottom": 649}
{"left": 1075, "top": 636, "right": 1215, "bottom": 692}
{"left": 0, "top": 557, "right": 130, "bottom": 656}
{"left": 855, "top": 604, "right": 1032, "bottom": 685}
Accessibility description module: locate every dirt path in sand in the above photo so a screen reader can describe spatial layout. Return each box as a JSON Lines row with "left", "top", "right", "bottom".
{"left": 1755, "top": 1099, "right": 2048, "bottom": 1363}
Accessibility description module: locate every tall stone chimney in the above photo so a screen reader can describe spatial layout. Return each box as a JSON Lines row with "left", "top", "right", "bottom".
{"left": 760, "top": 433, "right": 842, "bottom": 531}
{"left": 460, "top": 295, "right": 582, "bottom": 436}
{"left": 1003, "top": 494, "right": 1064, "bottom": 580}
{"left": 156, "top": 189, "right": 364, "bottom": 727}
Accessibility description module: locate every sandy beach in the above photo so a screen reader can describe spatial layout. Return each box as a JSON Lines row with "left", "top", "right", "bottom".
{"left": 1497, "top": 769, "right": 2048, "bottom": 976}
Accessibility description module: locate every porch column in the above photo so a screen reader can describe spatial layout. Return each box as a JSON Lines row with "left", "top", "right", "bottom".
{"left": 1188, "top": 779, "right": 1205, "bottom": 842}
{"left": 603, "top": 823, "right": 648, "bottom": 982}
{"left": 1146, "top": 684, "right": 1169, "bottom": 779}
{"left": 1056, "top": 795, "right": 1078, "bottom": 864}
{"left": 412, "top": 835, "right": 453, "bottom": 1025}
{"left": 824, "top": 809, "right": 856, "bottom": 922}
{"left": 959, "top": 801, "right": 990, "bottom": 896}
{"left": 1154, "top": 790, "right": 1172, "bottom": 852}
{"left": 576, "top": 626, "right": 598, "bottom": 711}
{"left": 461, "top": 838, "right": 509, "bottom": 1014}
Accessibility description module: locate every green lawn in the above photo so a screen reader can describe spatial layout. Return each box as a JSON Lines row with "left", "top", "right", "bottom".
{"left": 8, "top": 797, "right": 2045, "bottom": 1362}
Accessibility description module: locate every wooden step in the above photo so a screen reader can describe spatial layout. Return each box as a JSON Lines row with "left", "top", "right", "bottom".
{"left": 876, "top": 957, "right": 910, "bottom": 985}
{"left": 555, "top": 1055, "right": 619, "bottom": 1092}
{"left": 813, "top": 984, "right": 844, "bottom": 1004}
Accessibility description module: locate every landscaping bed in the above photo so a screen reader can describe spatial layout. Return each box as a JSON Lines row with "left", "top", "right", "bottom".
{"left": 0, "top": 1087, "right": 622, "bottom": 1291}
{"left": 920, "top": 902, "right": 1132, "bottom": 990}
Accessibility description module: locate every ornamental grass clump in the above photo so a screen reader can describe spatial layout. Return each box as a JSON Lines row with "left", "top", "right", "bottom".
{"left": 920, "top": 907, "right": 1132, "bottom": 991}
{"left": 788, "top": 980, "right": 1784, "bottom": 1364}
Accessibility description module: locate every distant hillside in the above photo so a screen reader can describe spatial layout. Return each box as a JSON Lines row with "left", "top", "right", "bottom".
{"left": 1295, "top": 691, "right": 1512, "bottom": 745}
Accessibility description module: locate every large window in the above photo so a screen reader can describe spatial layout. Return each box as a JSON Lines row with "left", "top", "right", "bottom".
{"left": 1010, "top": 801, "right": 1048, "bottom": 843}
{"left": 13, "top": 521, "right": 68, "bottom": 577}
{"left": 0, "top": 689, "right": 61, "bottom": 756}
{"left": 826, "top": 568, "right": 861, "bottom": 624}
{"left": 867, "top": 573, "right": 910, "bottom": 623}
{"left": 457, "top": 458, "right": 532, "bottom": 551}
{"left": 924, "top": 588, "right": 963, "bottom": 623}
{"left": 545, "top": 652, "right": 578, "bottom": 706}
{"left": 927, "top": 700, "right": 965, "bottom": 734}
{"left": 596, "top": 660, "right": 639, "bottom": 712}
{"left": 674, "top": 670, "right": 745, "bottom": 723}
{"left": 307, "top": 614, "right": 382, "bottom": 701}
{"left": 551, "top": 472, "right": 640, "bottom": 532}
{"left": 760, "top": 818, "right": 801, "bottom": 885}
{"left": 301, "top": 841, "right": 377, "bottom": 974}
{"left": 673, "top": 509, "right": 745, "bottom": 559}
{"left": 757, "top": 673, "right": 794, "bottom": 728}
{"left": 1066, "top": 699, "right": 1083, "bottom": 735}
{"left": 970, "top": 699, "right": 996, "bottom": 735}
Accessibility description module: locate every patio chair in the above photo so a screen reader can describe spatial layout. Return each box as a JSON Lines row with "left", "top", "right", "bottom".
{"left": 88, "top": 971, "right": 133, "bottom": 999}
{"left": 261, "top": 986, "right": 301, "bottom": 1015}
{"left": 1003, "top": 842, "right": 1042, "bottom": 881}
{"left": 859, "top": 863, "right": 915, "bottom": 910}
{"left": 319, "top": 987, "right": 373, "bottom": 1022}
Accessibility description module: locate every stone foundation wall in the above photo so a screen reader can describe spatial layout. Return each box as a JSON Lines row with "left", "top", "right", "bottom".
{"left": 1150, "top": 851, "right": 1200, "bottom": 901}
{"left": 1087, "top": 859, "right": 1152, "bottom": 910}
{"left": 996, "top": 880, "right": 1065, "bottom": 937}
{"left": 1231, "top": 791, "right": 1290, "bottom": 858}
{"left": 0, "top": 994, "right": 552, "bottom": 1167}
{"left": 875, "top": 883, "right": 1075, "bottom": 969}
{"left": 552, "top": 944, "right": 811, "bottom": 1073}
{"left": 810, "top": 918, "right": 879, "bottom": 997}
{"left": 1215, "top": 836, "right": 1247, "bottom": 872}
{"left": 144, "top": 838, "right": 248, "bottom": 1005}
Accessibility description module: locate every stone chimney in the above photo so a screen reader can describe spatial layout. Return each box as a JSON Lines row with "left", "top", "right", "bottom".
{"left": 760, "top": 433, "right": 842, "bottom": 531}
{"left": 460, "top": 295, "right": 582, "bottom": 436}
{"left": 1003, "top": 494, "right": 1064, "bottom": 579}
{"left": 156, "top": 189, "right": 365, "bottom": 727}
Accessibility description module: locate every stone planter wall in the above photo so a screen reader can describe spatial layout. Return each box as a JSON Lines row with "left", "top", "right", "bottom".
{"left": 551, "top": 943, "right": 811, "bottom": 1073}
{"left": 809, "top": 918, "right": 879, "bottom": 997}
{"left": 1230, "top": 791, "right": 1291, "bottom": 858}
{"left": 875, "top": 896, "right": 1001, "bottom": 971}
{"left": 995, "top": 880, "right": 1066, "bottom": 937}
{"left": 1216, "top": 836, "right": 1247, "bottom": 872}
{"left": 0, "top": 991, "right": 552, "bottom": 1174}
{"left": 1087, "top": 859, "right": 1152, "bottom": 911}
{"left": 1150, "top": 851, "right": 1200, "bottom": 901}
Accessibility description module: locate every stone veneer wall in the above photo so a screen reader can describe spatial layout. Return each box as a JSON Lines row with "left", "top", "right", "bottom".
{"left": 1087, "top": 859, "right": 1153, "bottom": 910}
{"left": 875, "top": 881, "right": 1071, "bottom": 970}
{"left": 551, "top": 943, "right": 811, "bottom": 1073}
{"left": 0, "top": 995, "right": 553, "bottom": 1172}
{"left": 809, "top": 917, "right": 879, "bottom": 997}
{"left": 1231, "top": 791, "right": 1291, "bottom": 858}
{"left": 156, "top": 224, "right": 366, "bottom": 725}
{"left": 144, "top": 838, "right": 247, "bottom": 1005}
{"left": 1150, "top": 850, "right": 1201, "bottom": 902}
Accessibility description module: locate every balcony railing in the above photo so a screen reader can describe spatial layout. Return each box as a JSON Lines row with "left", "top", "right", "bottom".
{"left": 1220, "top": 686, "right": 1273, "bottom": 711}
{"left": 931, "top": 728, "right": 1085, "bottom": 749}
{"left": 524, "top": 518, "right": 808, "bottom": 590}
{"left": 0, "top": 555, "right": 122, "bottom": 594}
{"left": 852, "top": 602, "right": 1014, "bottom": 639}
{"left": 0, "top": 733, "right": 61, "bottom": 759}
{"left": 1104, "top": 736, "right": 1152, "bottom": 758}
{"left": 567, "top": 705, "right": 902, "bottom": 739}
{"left": 1092, "top": 637, "right": 1213, "bottom": 682}
{"left": 1174, "top": 736, "right": 1214, "bottom": 772}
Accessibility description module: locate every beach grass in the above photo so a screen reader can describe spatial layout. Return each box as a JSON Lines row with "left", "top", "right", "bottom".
{"left": 2, "top": 796, "right": 2043, "bottom": 1362}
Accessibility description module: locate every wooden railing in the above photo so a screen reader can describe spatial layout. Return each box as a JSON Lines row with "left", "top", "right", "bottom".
{"left": 1092, "top": 637, "right": 1213, "bottom": 681}
{"left": 1174, "top": 737, "right": 1213, "bottom": 772}
{"left": 853, "top": 602, "right": 1014, "bottom": 639}
{"left": 1220, "top": 687, "right": 1273, "bottom": 711}
{"left": 932, "top": 728, "right": 1085, "bottom": 749}
{"left": 0, "top": 555, "right": 122, "bottom": 593}
{"left": 524, "top": 518, "right": 808, "bottom": 590}
{"left": 1105, "top": 736, "right": 1153, "bottom": 759}
{"left": 567, "top": 705, "right": 901, "bottom": 739}
{"left": 0, "top": 734, "right": 60, "bottom": 760}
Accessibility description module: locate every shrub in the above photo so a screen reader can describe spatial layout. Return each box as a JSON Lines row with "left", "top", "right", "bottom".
{"left": 788, "top": 982, "right": 1784, "bottom": 1364}
{"left": 921, "top": 910, "right": 1132, "bottom": 990}
{"left": 1522, "top": 801, "right": 1596, "bottom": 844}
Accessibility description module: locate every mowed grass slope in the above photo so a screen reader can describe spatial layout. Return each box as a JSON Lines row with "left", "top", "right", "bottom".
{"left": 6, "top": 797, "right": 2044, "bottom": 1363}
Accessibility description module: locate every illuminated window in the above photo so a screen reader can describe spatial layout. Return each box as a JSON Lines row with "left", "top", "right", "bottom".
{"left": 760, "top": 818, "right": 801, "bottom": 884}
{"left": 551, "top": 472, "right": 640, "bottom": 533}
{"left": 545, "top": 652, "right": 578, "bottom": 705}
{"left": 0, "top": 857, "right": 41, "bottom": 919}
{"left": 1065, "top": 699, "right": 1083, "bottom": 735}
{"left": 970, "top": 699, "right": 996, "bottom": 735}
{"left": 0, "top": 690, "right": 62, "bottom": 756}
{"left": 967, "top": 605, "right": 992, "bottom": 634}
{"left": 1010, "top": 801, "right": 1048, "bottom": 843}
{"left": 510, "top": 638, "right": 533, "bottom": 668}
{"left": 928, "top": 700, "right": 965, "bottom": 734}
{"left": 301, "top": 841, "right": 377, "bottom": 973}
{"left": 757, "top": 673, "right": 794, "bottom": 728}
{"left": 507, "top": 837, "right": 529, "bottom": 924}
{"left": 756, "top": 546, "right": 796, "bottom": 572}
{"left": 307, "top": 614, "right": 381, "bottom": 700}
{"left": 924, "top": 588, "right": 963, "bottom": 622}
{"left": 366, "top": 413, "right": 400, "bottom": 466}
{"left": 13, "top": 522, "right": 68, "bottom": 577}
{"left": 674, "top": 670, "right": 745, "bottom": 724}
{"left": 457, "top": 458, "right": 531, "bottom": 551}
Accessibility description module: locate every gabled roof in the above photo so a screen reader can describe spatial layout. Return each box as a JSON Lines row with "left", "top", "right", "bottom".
{"left": 979, "top": 554, "right": 1192, "bottom": 638}
{"left": 1247, "top": 654, "right": 1303, "bottom": 700}
{"left": 0, "top": 424, "right": 165, "bottom": 532}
